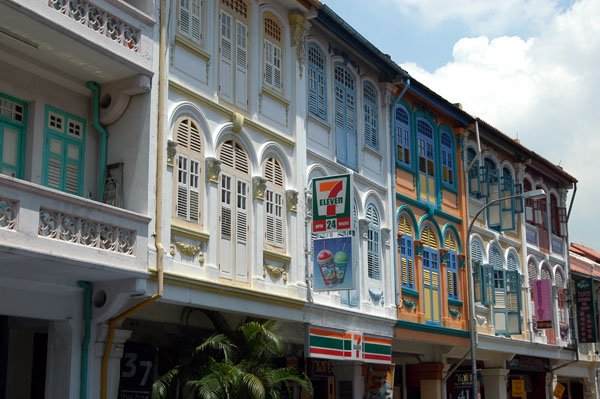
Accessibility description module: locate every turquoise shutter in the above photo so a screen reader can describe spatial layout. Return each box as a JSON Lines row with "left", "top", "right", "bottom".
{"left": 506, "top": 270, "right": 522, "bottom": 335}
{"left": 501, "top": 174, "right": 515, "bottom": 231}
{"left": 473, "top": 261, "right": 482, "bottom": 302}
{"left": 482, "top": 264, "right": 495, "bottom": 305}
{"left": 0, "top": 122, "right": 24, "bottom": 178}
{"left": 487, "top": 168, "right": 501, "bottom": 228}
{"left": 43, "top": 107, "right": 85, "bottom": 196}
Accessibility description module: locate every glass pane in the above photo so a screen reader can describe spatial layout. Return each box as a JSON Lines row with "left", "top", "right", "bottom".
{"left": 50, "top": 138, "right": 62, "bottom": 155}
{"left": 67, "top": 143, "right": 79, "bottom": 161}
{"left": 2, "top": 126, "right": 18, "bottom": 167}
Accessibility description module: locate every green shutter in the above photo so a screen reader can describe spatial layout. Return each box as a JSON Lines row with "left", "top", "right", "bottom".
{"left": 0, "top": 93, "right": 27, "bottom": 179}
{"left": 473, "top": 261, "right": 482, "bottom": 303}
{"left": 482, "top": 264, "right": 495, "bottom": 305}
{"left": 506, "top": 270, "right": 522, "bottom": 335}
{"left": 42, "top": 106, "right": 86, "bottom": 196}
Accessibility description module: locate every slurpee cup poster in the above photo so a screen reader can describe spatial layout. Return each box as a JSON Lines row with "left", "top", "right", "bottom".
{"left": 313, "top": 236, "right": 353, "bottom": 291}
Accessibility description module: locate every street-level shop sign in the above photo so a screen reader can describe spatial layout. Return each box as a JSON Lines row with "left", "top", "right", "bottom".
{"left": 312, "top": 174, "right": 353, "bottom": 233}
{"left": 574, "top": 277, "right": 598, "bottom": 343}
{"left": 534, "top": 279, "right": 553, "bottom": 329}
{"left": 553, "top": 382, "right": 566, "bottom": 398}
{"left": 306, "top": 326, "right": 391, "bottom": 364}
{"left": 118, "top": 342, "right": 156, "bottom": 399}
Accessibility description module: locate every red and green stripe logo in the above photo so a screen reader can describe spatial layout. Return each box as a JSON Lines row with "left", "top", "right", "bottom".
{"left": 362, "top": 336, "right": 392, "bottom": 363}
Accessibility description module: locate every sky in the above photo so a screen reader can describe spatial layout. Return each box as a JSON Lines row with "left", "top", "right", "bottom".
{"left": 324, "top": 0, "right": 600, "bottom": 250}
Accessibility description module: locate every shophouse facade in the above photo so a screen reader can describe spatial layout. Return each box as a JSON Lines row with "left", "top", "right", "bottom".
{"left": 465, "top": 118, "right": 583, "bottom": 399}
{"left": 391, "top": 80, "right": 474, "bottom": 398}
{"left": 0, "top": 0, "right": 158, "bottom": 397}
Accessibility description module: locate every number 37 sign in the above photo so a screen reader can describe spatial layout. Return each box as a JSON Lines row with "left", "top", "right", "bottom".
{"left": 312, "top": 174, "right": 353, "bottom": 233}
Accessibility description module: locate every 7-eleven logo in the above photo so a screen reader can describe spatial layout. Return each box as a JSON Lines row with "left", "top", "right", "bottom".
{"left": 312, "top": 174, "right": 352, "bottom": 233}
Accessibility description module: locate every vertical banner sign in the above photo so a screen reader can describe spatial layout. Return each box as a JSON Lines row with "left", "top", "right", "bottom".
{"left": 313, "top": 236, "right": 354, "bottom": 291}
{"left": 575, "top": 277, "right": 598, "bottom": 343}
{"left": 512, "top": 379, "right": 525, "bottom": 398}
{"left": 534, "top": 279, "right": 553, "bottom": 329}
{"left": 453, "top": 372, "right": 472, "bottom": 399}
{"left": 312, "top": 174, "right": 353, "bottom": 233}
{"left": 118, "top": 342, "right": 156, "bottom": 399}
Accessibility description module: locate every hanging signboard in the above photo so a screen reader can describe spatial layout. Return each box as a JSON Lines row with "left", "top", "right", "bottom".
{"left": 313, "top": 236, "right": 354, "bottom": 291}
{"left": 312, "top": 174, "right": 353, "bottom": 233}
{"left": 453, "top": 371, "right": 473, "bottom": 399}
{"left": 118, "top": 342, "right": 156, "bottom": 399}
{"left": 306, "top": 326, "right": 392, "bottom": 364}
{"left": 574, "top": 277, "right": 598, "bottom": 343}
{"left": 534, "top": 279, "right": 553, "bottom": 329}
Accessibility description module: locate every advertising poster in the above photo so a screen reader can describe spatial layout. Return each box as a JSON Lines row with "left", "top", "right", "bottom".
{"left": 313, "top": 236, "right": 353, "bottom": 291}
{"left": 534, "top": 279, "right": 553, "bottom": 329}
{"left": 312, "top": 174, "right": 353, "bottom": 233}
{"left": 364, "top": 364, "right": 394, "bottom": 399}
{"left": 118, "top": 342, "right": 156, "bottom": 399}
{"left": 575, "top": 277, "right": 597, "bottom": 343}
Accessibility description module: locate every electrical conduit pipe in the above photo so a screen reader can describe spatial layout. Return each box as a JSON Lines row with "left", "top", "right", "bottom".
{"left": 78, "top": 281, "right": 92, "bottom": 399}
{"left": 99, "top": 0, "right": 167, "bottom": 396}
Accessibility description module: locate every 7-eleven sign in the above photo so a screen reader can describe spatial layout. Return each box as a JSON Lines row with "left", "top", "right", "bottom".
{"left": 312, "top": 174, "right": 353, "bottom": 233}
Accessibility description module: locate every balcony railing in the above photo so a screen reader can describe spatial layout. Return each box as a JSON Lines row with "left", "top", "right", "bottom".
{"left": 0, "top": 174, "right": 150, "bottom": 272}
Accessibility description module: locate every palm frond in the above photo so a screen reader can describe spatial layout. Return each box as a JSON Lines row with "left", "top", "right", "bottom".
{"left": 194, "top": 333, "right": 236, "bottom": 362}
{"left": 242, "top": 372, "right": 266, "bottom": 399}
{"left": 152, "top": 366, "right": 180, "bottom": 399}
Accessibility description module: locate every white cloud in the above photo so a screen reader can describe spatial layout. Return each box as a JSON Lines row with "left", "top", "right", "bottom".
{"left": 400, "top": 0, "right": 600, "bottom": 247}
{"left": 387, "top": 0, "right": 562, "bottom": 34}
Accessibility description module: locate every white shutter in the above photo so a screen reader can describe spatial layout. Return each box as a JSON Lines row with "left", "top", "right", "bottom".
{"left": 65, "top": 143, "right": 80, "bottom": 194}
{"left": 235, "top": 177, "right": 248, "bottom": 282}
{"left": 176, "top": 155, "right": 189, "bottom": 220}
{"left": 274, "top": 192, "right": 283, "bottom": 246}
{"left": 219, "top": 172, "right": 233, "bottom": 279}
{"left": 219, "top": 11, "right": 233, "bottom": 103}
{"left": 47, "top": 137, "right": 63, "bottom": 190}
{"left": 264, "top": 40, "right": 274, "bottom": 88}
{"left": 235, "top": 20, "right": 248, "bottom": 110}
{"left": 190, "top": 0, "right": 201, "bottom": 42}
{"left": 189, "top": 159, "right": 200, "bottom": 223}
{"left": 265, "top": 189, "right": 275, "bottom": 245}
{"left": 273, "top": 44, "right": 282, "bottom": 92}
{"left": 179, "top": 0, "right": 191, "bottom": 37}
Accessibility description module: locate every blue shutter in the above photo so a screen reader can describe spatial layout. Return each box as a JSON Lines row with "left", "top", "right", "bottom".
{"left": 334, "top": 65, "right": 357, "bottom": 170}
{"left": 482, "top": 264, "right": 495, "bottom": 305}
{"left": 307, "top": 44, "right": 326, "bottom": 119}
{"left": 441, "top": 131, "right": 454, "bottom": 187}
{"left": 363, "top": 82, "right": 378, "bottom": 149}
{"left": 334, "top": 84, "right": 347, "bottom": 165}
{"left": 506, "top": 270, "right": 522, "bottom": 335}
{"left": 395, "top": 106, "right": 411, "bottom": 167}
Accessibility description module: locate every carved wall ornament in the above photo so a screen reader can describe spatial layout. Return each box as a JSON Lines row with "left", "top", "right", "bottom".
{"left": 231, "top": 112, "right": 244, "bottom": 133}
{"left": 206, "top": 157, "right": 221, "bottom": 184}
{"left": 166, "top": 140, "right": 178, "bottom": 167}
{"left": 358, "top": 218, "right": 370, "bottom": 237}
{"left": 304, "top": 189, "right": 313, "bottom": 220}
{"left": 170, "top": 241, "right": 175, "bottom": 257}
{"left": 288, "top": 13, "right": 307, "bottom": 78}
{"left": 171, "top": 237, "right": 205, "bottom": 264}
{"left": 381, "top": 227, "right": 391, "bottom": 247}
{"left": 369, "top": 289, "right": 384, "bottom": 303}
{"left": 0, "top": 197, "right": 18, "bottom": 230}
{"left": 286, "top": 189, "right": 298, "bottom": 213}
{"left": 263, "top": 263, "right": 287, "bottom": 283}
{"left": 253, "top": 176, "right": 267, "bottom": 201}
{"left": 402, "top": 297, "right": 415, "bottom": 311}
{"left": 449, "top": 308, "right": 461, "bottom": 320}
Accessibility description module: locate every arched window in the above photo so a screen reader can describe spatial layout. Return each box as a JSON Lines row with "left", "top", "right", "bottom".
{"left": 489, "top": 245, "right": 503, "bottom": 269}
{"left": 507, "top": 252, "right": 519, "bottom": 271}
{"left": 178, "top": 0, "right": 202, "bottom": 44}
{"left": 218, "top": 139, "right": 250, "bottom": 282}
{"left": 263, "top": 157, "right": 285, "bottom": 249}
{"left": 395, "top": 105, "right": 411, "bottom": 167}
{"left": 467, "top": 147, "right": 479, "bottom": 198}
{"left": 398, "top": 214, "right": 414, "bottom": 289}
{"left": 422, "top": 225, "right": 440, "bottom": 325}
{"left": 334, "top": 64, "right": 357, "bottom": 170}
{"left": 445, "top": 231, "right": 459, "bottom": 300}
{"left": 307, "top": 44, "right": 326, "bottom": 119}
{"left": 173, "top": 117, "right": 203, "bottom": 225}
{"left": 219, "top": 0, "right": 249, "bottom": 110}
{"left": 263, "top": 13, "right": 283, "bottom": 92}
{"left": 440, "top": 130, "right": 454, "bottom": 186}
{"left": 363, "top": 82, "right": 378, "bottom": 149}
{"left": 417, "top": 119, "right": 435, "bottom": 205}
{"left": 366, "top": 204, "right": 381, "bottom": 280}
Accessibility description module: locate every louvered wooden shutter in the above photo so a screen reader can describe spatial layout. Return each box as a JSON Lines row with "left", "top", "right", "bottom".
{"left": 179, "top": 0, "right": 191, "bottom": 37}
{"left": 219, "top": 172, "right": 233, "bottom": 279}
{"left": 367, "top": 206, "right": 380, "bottom": 280}
{"left": 308, "top": 46, "right": 326, "bottom": 118}
{"left": 506, "top": 270, "right": 522, "bottom": 335}
{"left": 482, "top": 264, "right": 495, "bottom": 305}
{"left": 557, "top": 207, "right": 568, "bottom": 237}
{"left": 179, "top": 0, "right": 201, "bottom": 42}
{"left": 363, "top": 83, "right": 377, "bottom": 149}
{"left": 219, "top": 10, "right": 233, "bottom": 103}
{"left": 473, "top": 261, "right": 482, "bottom": 303}
{"left": 190, "top": 0, "right": 201, "bottom": 41}
{"left": 235, "top": 177, "right": 248, "bottom": 281}
{"left": 235, "top": 20, "right": 248, "bottom": 110}
{"left": 47, "top": 136, "right": 63, "bottom": 190}
{"left": 334, "top": 85, "right": 347, "bottom": 165}
{"left": 346, "top": 89, "right": 357, "bottom": 170}
{"left": 533, "top": 199, "right": 543, "bottom": 226}
{"left": 176, "top": 155, "right": 189, "bottom": 219}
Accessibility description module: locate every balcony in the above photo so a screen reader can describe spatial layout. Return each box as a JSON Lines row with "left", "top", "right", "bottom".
{"left": 0, "top": 0, "right": 155, "bottom": 85}
{"left": 0, "top": 174, "right": 151, "bottom": 283}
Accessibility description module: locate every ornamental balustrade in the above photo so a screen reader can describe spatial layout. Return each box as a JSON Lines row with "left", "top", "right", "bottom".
{"left": 48, "top": 0, "right": 141, "bottom": 52}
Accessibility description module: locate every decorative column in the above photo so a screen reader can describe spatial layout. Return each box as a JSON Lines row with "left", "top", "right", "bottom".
{"left": 93, "top": 325, "right": 132, "bottom": 399}
{"left": 480, "top": 368, "right": 510, "bottom": 399}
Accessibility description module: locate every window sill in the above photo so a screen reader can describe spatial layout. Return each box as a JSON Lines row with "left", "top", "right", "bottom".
{"left": 448, "top": 298, "right": 463, "bottom": 308}
{"left": 396, "top": 162, "right": 415, "bottom": 175}
{"left": 174, "top": 34, "right": 210, "bottom": 61}
{"left": 442, "top": 183, "right": 458, "bottom": 195}
{"left": 363, "top": 144, "right": 382, "bottom": 159}
{"left": 402, "top": 287, "right": 419, "bottom": 298}
{"left": 171, "top": 220, "right": 210, "bottom": 242}
{"left": 307, "top": 112, "right": 331, "bottom": 131}
{"left": 261, "top": 86, "right": 289, "bottom": 107}
{"left": 263, "top": 248, "right": 291, "bottom": 264}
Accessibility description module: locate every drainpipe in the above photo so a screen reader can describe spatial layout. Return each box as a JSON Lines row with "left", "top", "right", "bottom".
{"left": 99, "top": 0, "right": 167, "bottom": 397}
{"left": 87, "top": 81, "right": 108, "bottom": 202}
{"left": 78, "top": 281, "right": 92, "bottom": 399}
{"left": 391, "top": 77, "right": 410, "bottom": 306}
